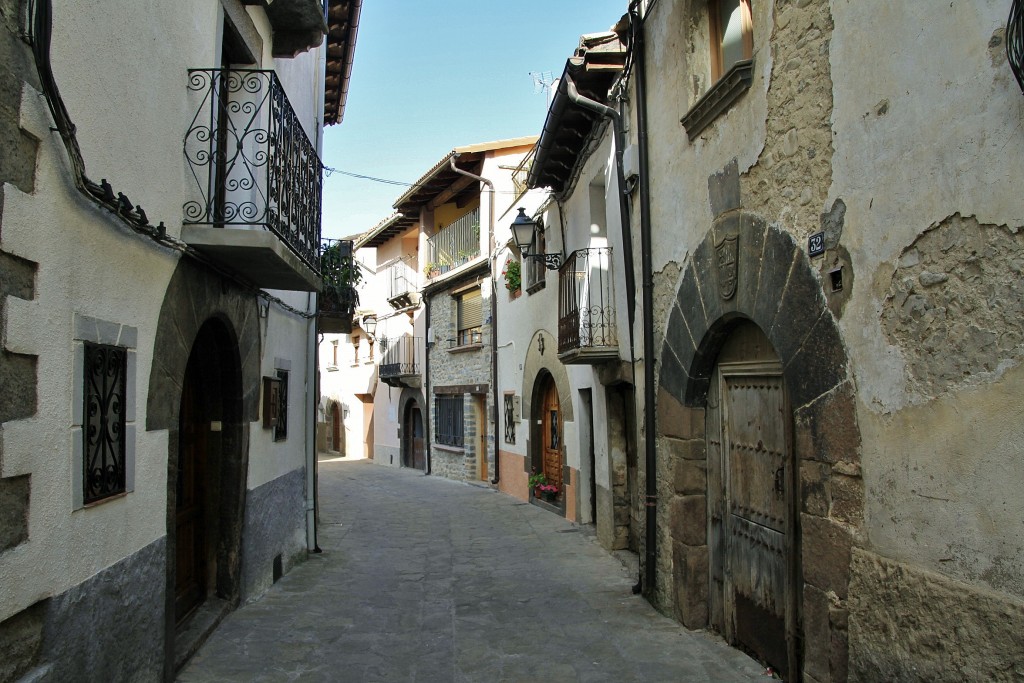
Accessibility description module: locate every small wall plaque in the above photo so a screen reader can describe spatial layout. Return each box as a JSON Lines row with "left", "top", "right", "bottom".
{"left": 809, "top": 232, "right": 825, "bottom": 258}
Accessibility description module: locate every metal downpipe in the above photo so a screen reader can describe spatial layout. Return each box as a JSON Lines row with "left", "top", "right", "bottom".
{"left": 448, "top": 157, "right": 501, "bottom": 486}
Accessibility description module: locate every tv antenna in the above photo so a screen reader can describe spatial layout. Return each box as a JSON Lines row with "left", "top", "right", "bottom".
{"left": 529, "top": 71, "right": 556, "bottom": 104}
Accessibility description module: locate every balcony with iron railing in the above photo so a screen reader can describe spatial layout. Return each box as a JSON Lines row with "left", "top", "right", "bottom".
{"left": 386, "top": 261, "right": 419, "bottom": 309}
{"left": 379, "top": 336, "right": 423, "bottom": 388}
{"left": 182, "top": 69, "right": 322, "bottom": 291}
{"left": 558, "top": 247, "right": 619, "bottom": 365}
{"left": 318, "top": 239, "right": 359, "bottom": 334}
{"left": 424, "top": 209, "right": 481, "bottom": 279}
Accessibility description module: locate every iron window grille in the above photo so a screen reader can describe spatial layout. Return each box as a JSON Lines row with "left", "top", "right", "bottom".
{"left": 184, "top": 69, "right": 323, "bottom": 273}
{"left": 274, "top": 370, "right": 289, "bottom": 441}
{"left": 504, "top": 394, "right": 516, "bottom": 444}
{"left": 434, "top": 395, "right": 464, "bottom": 447}
{"left": 83, "top": 342, "right": 127, "bottom": 504}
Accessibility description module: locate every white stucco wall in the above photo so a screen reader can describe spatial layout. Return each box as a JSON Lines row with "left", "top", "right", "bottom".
{"left": 0, "top": 0, "right": 325, "bottom": 621}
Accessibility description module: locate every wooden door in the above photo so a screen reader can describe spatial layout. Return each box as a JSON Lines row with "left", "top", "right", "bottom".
{"left": 175, "top": 364, "right": 206, "bottom": 623}
{"left": 331, "top": 403, "right": 341, "bottom": 453}
{"left": 541, "top": 380, "right": 562, "bottom": 491}
{"left": 707, "top": 324, "right": 797, "bottom": 678}
{"left": 411, "top": 408, "right": 425, "bottom": 471}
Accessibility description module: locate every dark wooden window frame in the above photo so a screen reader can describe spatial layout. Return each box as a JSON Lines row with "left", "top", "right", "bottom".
{"left": 434, "top": 394, "right": 464, "bottom": 447}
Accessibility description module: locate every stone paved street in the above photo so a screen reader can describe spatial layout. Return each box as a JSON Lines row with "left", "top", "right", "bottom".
{"left": 178, "top": 457, "right": 765, "bottom": 682}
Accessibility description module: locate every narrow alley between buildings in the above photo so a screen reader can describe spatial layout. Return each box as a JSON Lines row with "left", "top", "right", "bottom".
{"left": 177, "top": 456, "right": 765, "bottom": 682}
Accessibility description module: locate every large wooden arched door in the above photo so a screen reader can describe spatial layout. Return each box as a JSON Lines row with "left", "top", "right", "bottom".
{"left": 540, "top": 377, "right": 562, "bottom": 492}
{"left": 707, "top": 321, "right": 798, "bottom": 679}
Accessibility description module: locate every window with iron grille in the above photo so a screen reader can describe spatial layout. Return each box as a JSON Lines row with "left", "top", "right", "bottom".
{"left": 456, "top": 288, "right": 483, "bottom": 346}
{"left": 435, "top": 395, "right": 464, "bottom": 447}
{"left": 83, "top": 342, "right": 127, "bottom": 504}
{"left": 503, "top": 393, "right": 516, "bottom": 444}
{"left": 274, "top": 370, "right": 288, "bottom": 441}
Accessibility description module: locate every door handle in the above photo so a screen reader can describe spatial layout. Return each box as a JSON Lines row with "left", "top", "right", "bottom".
{"left": 773, "top": 465, "right": 785, "bottom": 499}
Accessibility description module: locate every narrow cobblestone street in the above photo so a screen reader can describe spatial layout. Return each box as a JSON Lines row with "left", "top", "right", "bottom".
{"left": 178, "top": 456, "right": 763, "bottom": 682}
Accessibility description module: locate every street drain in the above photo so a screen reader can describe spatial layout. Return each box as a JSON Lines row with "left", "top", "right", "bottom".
{"left": 557, "top": 529, "right": 579, "bottom": 533}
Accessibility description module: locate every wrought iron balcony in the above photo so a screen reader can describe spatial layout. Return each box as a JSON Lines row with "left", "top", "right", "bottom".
{"left": 380, "top": 336, "right": 422, "bottom": 388}
{"left": 182, "top": 68, "right": 323, "bottom": 291}
{"left": 319, "top": 239, "right": 359, "bottom": 334}
{"left": 558, "top": 247, "right": 619, "bottom": 364}
{"left": 386, "top": 261, "right": 419, "bottom": 309}
{"left": 424, "top": 209, "right": 480, "bottom": 278}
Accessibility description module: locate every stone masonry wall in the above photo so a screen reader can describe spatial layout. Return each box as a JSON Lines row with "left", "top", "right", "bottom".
{"left": 427, "top": 279, "right": 494, "bottom": 482}
{"left": 882, "top": 213, "right": 1024, "bottom": 400}
{"left": 0, "top": 0, "right": 39, "bottom": 559}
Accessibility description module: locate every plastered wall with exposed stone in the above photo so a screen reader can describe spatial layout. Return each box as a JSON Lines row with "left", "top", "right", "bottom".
{"left": 641, "top": 0, "right": 1024, "bottom": 680}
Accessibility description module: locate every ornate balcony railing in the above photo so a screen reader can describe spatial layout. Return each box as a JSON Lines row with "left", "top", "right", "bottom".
{"left": 380, "top": 336, "right": 422, "bottom": 387}
{"left": 386, "top": 261, "right": 418, "bottom": 308}
{"left": 558, "top": 247, "right": 618, "bottom": 363}
{"left": 425, "top": 208, "right": 480, "bottom": 276}
{"left": 319, "top": 239, "right": 359, "bottom": 333}
{"left": 184, "top": 69, "right": 323, "bottom": 272}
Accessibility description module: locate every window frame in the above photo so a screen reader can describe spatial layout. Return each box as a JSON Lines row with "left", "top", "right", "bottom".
{"left": 525, "top": 220, "right": 547, "bottom": 294}
{"left": 273, "top": 369, "right": 289, "bottom": 442}
{"left": 709, "top": 0, "right": 753, "bottom": 83}
{"left": 455, "top": 287, "right": 483, "bottom": 347}
{"left": 434, "top": 394, "right": 465, "bottom": 447}
{"left": 72, "top": 314, "right": 137, "bottom": 510}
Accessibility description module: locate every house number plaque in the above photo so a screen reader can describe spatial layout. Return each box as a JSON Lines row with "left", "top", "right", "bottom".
{"left": 808, "top": 232, "right": 825, "bottom": 258}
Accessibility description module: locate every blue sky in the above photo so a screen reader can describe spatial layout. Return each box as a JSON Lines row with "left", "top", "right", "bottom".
{"left": 321, "top": 0, "right": 627, "bottom": 240}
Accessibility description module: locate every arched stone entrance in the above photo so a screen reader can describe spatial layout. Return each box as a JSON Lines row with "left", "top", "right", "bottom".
{"left": 398, "top": 388, "right": 426, "bottom": 471}
{"left": 146, "top": 259, "right": 260, "bottom": 669}
{"left": 658, "top": 219, "right": 862, "bottom": 681}
{"left": 531, "top": 372, "right": 563, "bottom": 497}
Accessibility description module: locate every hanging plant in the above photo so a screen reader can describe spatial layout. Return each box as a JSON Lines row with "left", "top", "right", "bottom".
{"left": 502, "top": 257, "right": 521, "bottom": 293}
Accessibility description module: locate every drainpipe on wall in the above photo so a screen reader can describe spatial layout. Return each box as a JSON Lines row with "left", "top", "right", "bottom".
{"left": 448, "top": 157, "right": 501, "bottom": 486}
{"left": 630, "top": 3, "right": 658, "bottom": 599}
{"left": 306, "top": 294, "right": 320, "bottom": 552}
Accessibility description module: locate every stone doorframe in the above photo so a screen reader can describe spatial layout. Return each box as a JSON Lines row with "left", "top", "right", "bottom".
{"left": 146, "top": 259, "right": 261, "bottom": 677}
{"left": 658, "top": 216, "right": 863, "bottom": 683}
{"left": 521, "top": 329, "right": 573, "bottom": 481}
{"left": 397, "top": 387, "right": 425, "bottom": 468}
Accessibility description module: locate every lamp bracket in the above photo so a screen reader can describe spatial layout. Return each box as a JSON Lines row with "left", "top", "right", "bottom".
{"left": 525, "top": 252, "right": 561, "bottom": 270}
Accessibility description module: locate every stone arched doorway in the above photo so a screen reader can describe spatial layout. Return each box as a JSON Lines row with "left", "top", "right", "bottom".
{"left": 531, "top": 371, "right": 563, "bottom": 503}
{"left": 402, "top": 401, "right": 425, "bottom": 470}
{"left": 658, "top": 219, "right": 862, "bottom": 682}
{"left": 146, "top": 258, "right": 260, "bottom": 669}
{"left": 329, "top": 402, "right": 343, "bottom": 454}
{"left": 174, "top": 318, "right": 246, "bottom": 624}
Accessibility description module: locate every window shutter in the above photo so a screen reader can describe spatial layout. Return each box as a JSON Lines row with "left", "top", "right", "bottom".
{"left": 458, "top": 288, "right": 483, "bottom": 331}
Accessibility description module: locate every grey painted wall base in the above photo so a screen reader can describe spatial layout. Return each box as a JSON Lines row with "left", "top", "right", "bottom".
{"left": 38, "top": 537, "right": 166, "bottom": 682}
{"left": 240, "top": 467, "right": 307, "bottom": 601}
{"left": 373, "top": 444, "right": 399, "bottom": 467}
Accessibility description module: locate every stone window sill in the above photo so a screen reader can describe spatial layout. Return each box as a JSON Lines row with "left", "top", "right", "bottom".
{"left": 526, "top": 280, "right": 546, "bottom": 295}
{"left": 680, "top": 59, "right": 753, "bottom": 141}
{"left": 433, "top": 443, "right": 465, "bottom": 454}
{"left": 448, "top": 343, "right": 483, "bottom": 354}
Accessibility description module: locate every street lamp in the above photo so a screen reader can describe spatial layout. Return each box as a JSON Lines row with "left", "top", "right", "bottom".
{"left": 511, "top": 207, "right": 561, "bottom": 270}
{"left": 361, "top": 314, "right": 377, "bottom": 339}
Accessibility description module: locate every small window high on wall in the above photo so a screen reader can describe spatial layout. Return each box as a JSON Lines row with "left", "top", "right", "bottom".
{"left": 710, "top": 0, "right": 753, "bottom": 81}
